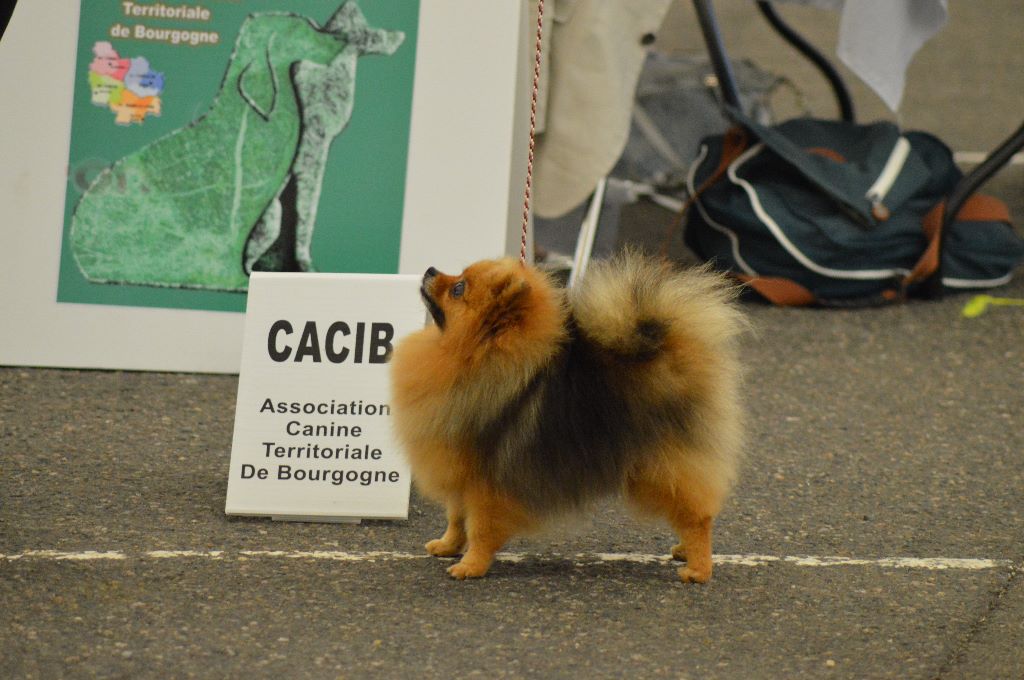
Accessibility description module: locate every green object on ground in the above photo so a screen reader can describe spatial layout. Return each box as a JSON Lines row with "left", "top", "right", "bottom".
{"left": 961, "top": 294, "right": 1024, "bottom": 318}
{"left": 70, "top": 1, "right": 404, "bottom": 291}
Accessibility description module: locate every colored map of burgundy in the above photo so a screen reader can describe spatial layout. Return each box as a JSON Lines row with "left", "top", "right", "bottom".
{"left": 88, "top": 41, "right": 164, "bottom": 125}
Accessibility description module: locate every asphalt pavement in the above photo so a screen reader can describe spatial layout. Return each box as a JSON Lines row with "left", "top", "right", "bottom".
{"left": 3, "top": 259, "right": 1023, "bottom": 678}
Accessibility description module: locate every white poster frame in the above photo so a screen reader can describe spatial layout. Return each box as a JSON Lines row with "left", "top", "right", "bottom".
{"left": 0, "top": 1, "right": 531, "bottom": 373}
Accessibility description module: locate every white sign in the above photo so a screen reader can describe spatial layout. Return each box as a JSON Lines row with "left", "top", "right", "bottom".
{"left": 225, "top": 272, "right": 425, "bottom": 521}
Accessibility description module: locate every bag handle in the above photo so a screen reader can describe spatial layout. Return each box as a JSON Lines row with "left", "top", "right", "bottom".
{"left": 661, "top": 127, "right": 749, "bottom": 255}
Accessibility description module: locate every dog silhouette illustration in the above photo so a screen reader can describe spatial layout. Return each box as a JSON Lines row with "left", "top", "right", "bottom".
{"left": 70, "top": 1, "right": 404, "bottom": 290}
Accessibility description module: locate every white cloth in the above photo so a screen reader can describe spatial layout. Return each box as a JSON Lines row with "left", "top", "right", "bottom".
{"left": 778, "top": 0, "right": 949, "bottom": 111}
{"left": 532, "top": 0, "right": 673, "bottom": 218}
{"left": 835, "top": 0, "right": 948, "bottom": 111}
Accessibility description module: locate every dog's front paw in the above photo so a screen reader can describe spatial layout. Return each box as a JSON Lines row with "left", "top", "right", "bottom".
{"left": 425, "top": 538, "right": 463, "bottom": 557}
{"left": 678, "top": 565, "right": 711, "bottom": 584}
{"left": 671, "top": 543, "right": 687, "bottom": 561}
{"left": 447, "top": 559, "right": 489, "bottom": 580}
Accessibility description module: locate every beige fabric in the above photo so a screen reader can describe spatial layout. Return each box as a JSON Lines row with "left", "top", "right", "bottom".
{"left": 531, "top": 0, "right": 673, "bottom": 218}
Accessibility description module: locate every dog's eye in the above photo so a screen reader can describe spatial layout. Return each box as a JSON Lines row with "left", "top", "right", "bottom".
{"left": 451, "top": 280, "right": 466, "bottom": 298}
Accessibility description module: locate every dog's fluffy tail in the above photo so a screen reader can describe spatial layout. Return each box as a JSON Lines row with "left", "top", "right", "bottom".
{"left": 570, "top": 251, "right": 745, "bottom": 360}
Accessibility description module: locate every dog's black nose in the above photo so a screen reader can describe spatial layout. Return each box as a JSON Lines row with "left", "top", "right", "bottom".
{"left": 424, "top": 266, "right": 438, "bottom": 278}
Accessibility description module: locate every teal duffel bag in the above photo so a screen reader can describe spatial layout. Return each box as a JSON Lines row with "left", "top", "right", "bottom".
{"left": 683, "top": 115, "right": 1024, "bottom": 306}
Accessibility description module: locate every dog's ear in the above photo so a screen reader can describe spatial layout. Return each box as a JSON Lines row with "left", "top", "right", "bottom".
{"left": 481, "top": 276, "right": 532, "bottom": 339}
{"left": 237, "top": 45, "right": 278, "bottom": 121}
{"left": 326, "top": 1, "right": 405, "bottom": 56}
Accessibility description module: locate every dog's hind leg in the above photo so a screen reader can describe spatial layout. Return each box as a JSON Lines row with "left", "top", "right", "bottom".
{"left": 670, "top": 513, "right": 715, "bottom": 584}
{"left": 626, "top": 460, "right": 727, "bottom": 584}
{"left": 447, "top": 486, "right": 529, "bottom": 580}
{"left": 425, "top": 500, "right": 466, "bottom": 557}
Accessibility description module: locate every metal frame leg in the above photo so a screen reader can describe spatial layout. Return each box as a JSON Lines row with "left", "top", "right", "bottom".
{"left": 694, "top": 0, "right": 854, "bottom": 123}
{"left": 692, "top": 0, "right": 743, "bottom": 110}
{"left": 756, "top": 1, "right": 855, "bottom": 122}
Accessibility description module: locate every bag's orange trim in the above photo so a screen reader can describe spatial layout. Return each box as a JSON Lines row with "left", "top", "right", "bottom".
{"left": 903, "top": 193, "right": 1013, "bottom": 289}
{"left": 735, "top": 275, "right": 817, "bottom": 306}
{"left": 806, "top": 147, "right": 847, "bottom": 163}
{"left": 949, "top": 193, "right": 1011, "bottom": 224}
{"left": 717, "top": 127, "right": 751, "bottom": 175}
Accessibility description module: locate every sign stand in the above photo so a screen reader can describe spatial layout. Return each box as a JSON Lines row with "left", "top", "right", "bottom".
{"left": 225, "top": 272, "right": 425, "bottom": 522}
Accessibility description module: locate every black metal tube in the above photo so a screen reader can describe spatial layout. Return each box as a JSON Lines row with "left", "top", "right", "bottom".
{"left": 920, "top": 121, "right": 1024, "bottom": 299}
{"left": 756, "top": 0, "right": 855, "bottom": 122}
{"left": 0, "top": 0, "right": 18, "bottom": 41}
{"left": 692, "top": 0, "right": 743, "bottom": 110}
{"left": 944, "top": 122, "right": 1024, "bottom": 230}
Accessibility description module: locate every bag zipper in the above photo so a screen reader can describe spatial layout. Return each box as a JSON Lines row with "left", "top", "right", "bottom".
{"left": 864, "top": 136, "right": 911, "bottom": 220}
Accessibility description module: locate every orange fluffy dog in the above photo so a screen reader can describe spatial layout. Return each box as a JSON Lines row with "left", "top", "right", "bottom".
{"left": 390, "top": 252, "right": 744, "bottom": 582}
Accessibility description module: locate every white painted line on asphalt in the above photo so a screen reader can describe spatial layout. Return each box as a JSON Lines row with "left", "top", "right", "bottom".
{"left": 148, "top": 550, "right": 224, "bottom": 559}
{"left": 4, "top": 550, "right": 128, "bottom": 561}
{"left": 240, "top": 550, "right": 425, "bottom": 561}
{"left": 610, "top": 554, "right": 1013, "bottom": 571}
{"left": 954, "top": 151, "right": 1024, "bottom": 166}
{"left": 0, "top": 549, "right": 1014, "bottom": 571}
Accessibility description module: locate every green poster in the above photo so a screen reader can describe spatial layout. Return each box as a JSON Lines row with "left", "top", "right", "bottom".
{"left": 58, "top": 0, "right": 419, "bottom": 312}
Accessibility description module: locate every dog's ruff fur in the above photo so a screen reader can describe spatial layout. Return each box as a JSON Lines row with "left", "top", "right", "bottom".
{"left": 390, "top": 252, "right": 745, "bottom": 582}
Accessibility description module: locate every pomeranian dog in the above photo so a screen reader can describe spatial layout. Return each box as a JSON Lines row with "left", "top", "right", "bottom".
{"left": 390, "top": 252, "right": 744, "bottom": 582}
